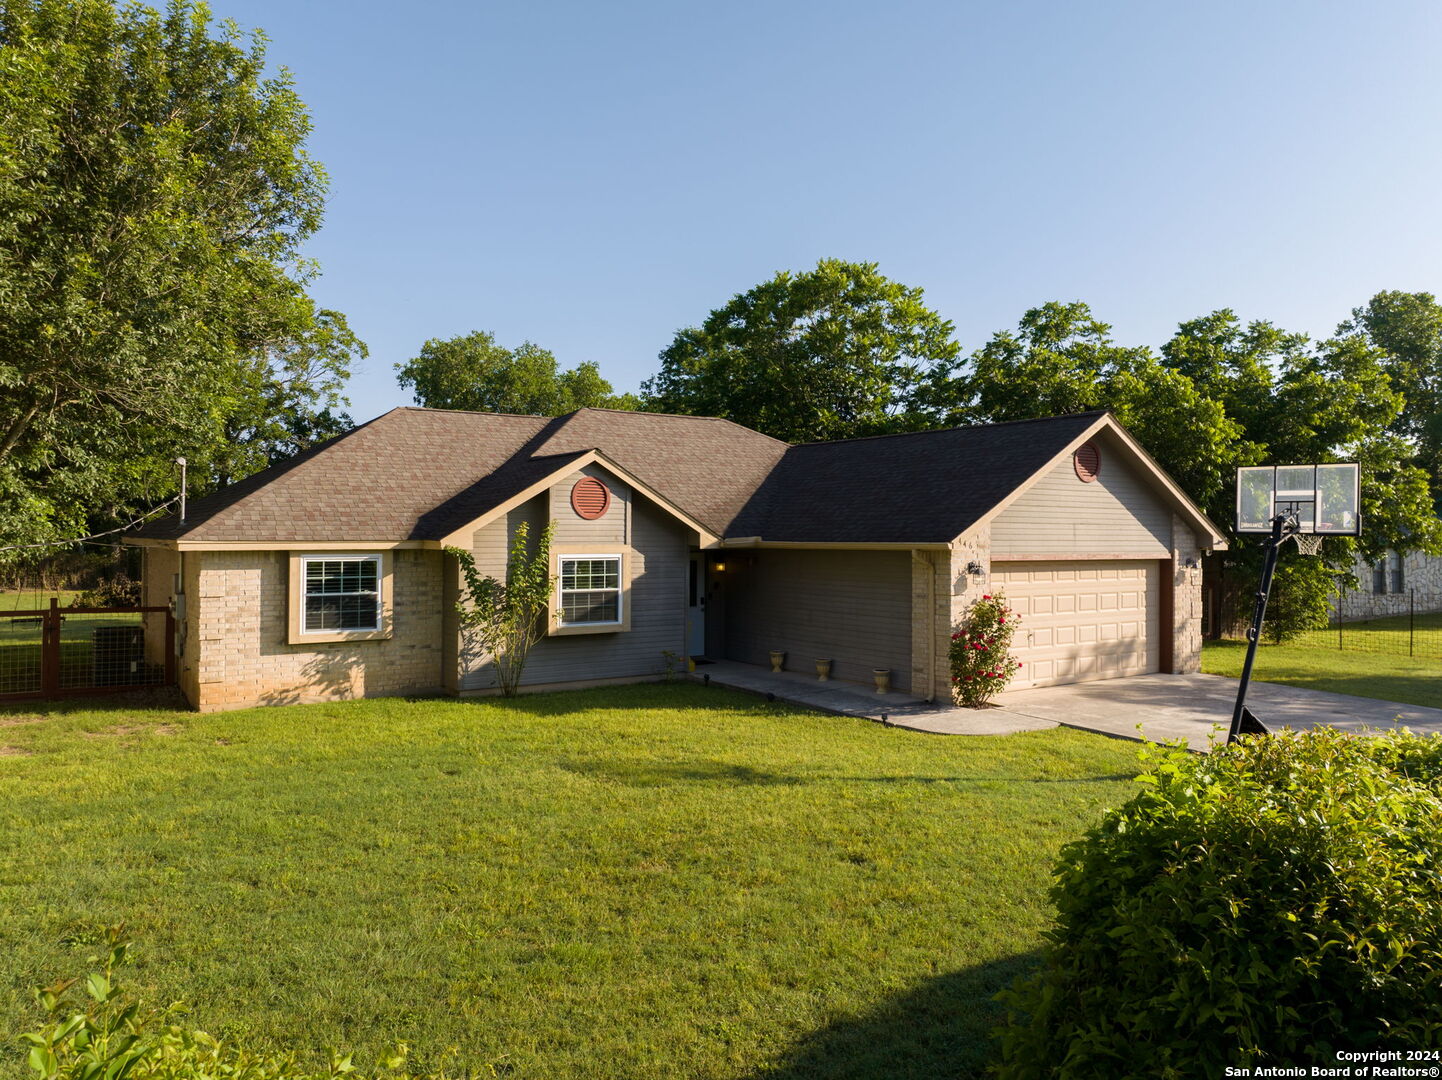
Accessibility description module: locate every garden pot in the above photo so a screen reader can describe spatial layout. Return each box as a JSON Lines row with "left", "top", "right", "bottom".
{"left": 815, "top": 658, "right": 833, "bottom": 682}
{"left": 873, "top": 669, "right": 891, "bottom": 694}
{"left": 769, "top": 650, "right": 785, "bottom": 673}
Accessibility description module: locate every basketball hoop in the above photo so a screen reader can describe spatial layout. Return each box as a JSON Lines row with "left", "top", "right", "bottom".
{"left": 1229, "top": 462, "right": 1360, "bottom": 744}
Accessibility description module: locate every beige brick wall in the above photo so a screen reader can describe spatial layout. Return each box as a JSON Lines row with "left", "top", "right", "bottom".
{"left": 188, "top": 549, "right": 446, "bottom": 711}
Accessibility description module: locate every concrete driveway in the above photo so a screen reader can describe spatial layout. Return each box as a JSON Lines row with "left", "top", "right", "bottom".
{"left": 995, "top": 673, "right": 1442, "bottom": 751}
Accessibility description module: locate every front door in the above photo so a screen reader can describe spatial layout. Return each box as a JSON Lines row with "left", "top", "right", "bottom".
{"left": 686, "top": 555, "right": 706, "bottom": 656}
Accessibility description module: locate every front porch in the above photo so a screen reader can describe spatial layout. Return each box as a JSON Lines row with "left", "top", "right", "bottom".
{"left": 691, "top": 659, "right": 1056, "bottom": 736}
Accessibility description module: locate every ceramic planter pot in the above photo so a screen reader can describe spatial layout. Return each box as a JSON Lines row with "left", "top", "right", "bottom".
{"left": 769, "top": 650, "right": 785, "bottom": 673}
{"left": 815, "top": 658, "right": 833, "bottom": 682}
{"left": 873, "top": 668, "right": 891, "bottom": 694}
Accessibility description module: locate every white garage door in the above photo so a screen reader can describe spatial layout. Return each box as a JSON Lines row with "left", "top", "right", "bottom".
{"left": 990, "top": 560, "right": 1161, "bottom": 690}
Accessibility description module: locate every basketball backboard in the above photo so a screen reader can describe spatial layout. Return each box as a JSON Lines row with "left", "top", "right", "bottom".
{"left": 1235, "top": 464, "right": 1360, "bottom": 535}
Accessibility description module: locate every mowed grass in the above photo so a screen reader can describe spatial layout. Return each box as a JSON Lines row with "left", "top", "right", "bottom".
{"left": 0, "top": 683, "right": 1141, "bottom": 1080}
{"left": 1289, "top": 610, "right": 1442, "bottom": 661}
{"left": 0, "top": 588, "right": 83, "bottom": 610}
{"left": 1203, "top": 639, "right": 1442, "bottom": 710}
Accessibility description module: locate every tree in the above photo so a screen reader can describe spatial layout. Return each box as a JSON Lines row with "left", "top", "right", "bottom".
{"left": 446, "top": 522, "right": 555, "bottom": 697}
{"left": 951, "top": 302, "right": 1441, "bottom": 638}
{"left": 1340, "top": 290, "right": 1442, "bottom": 507}
{"left": 396, "top": 331, "right": 635, "bottom": 415}
{"left": 209, "top": 309, "right": 366, "bottom": 487}
{"left": 950, "top": 302, "right": 1249, "bottom": 516}
{"left": 641, "top": 259, "right": 960, "bottom": 443}
{"left": 0, "top": 0, "right": 343, "bottom": 553}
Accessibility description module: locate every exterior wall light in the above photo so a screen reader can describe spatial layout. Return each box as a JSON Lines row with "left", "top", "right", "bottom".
{"left": 965, "top": 560, "right": 984, "bottom": 577}
{"left": 712, "top": 561, "right": 726, "bottom": 573}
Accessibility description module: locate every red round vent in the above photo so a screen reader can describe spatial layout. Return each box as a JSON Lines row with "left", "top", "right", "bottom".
{"left": 1074, "top": 442, "right": 1101, "bottom": 483}
{"left": 570, "top": 477, "right": 611, "bottom": 519}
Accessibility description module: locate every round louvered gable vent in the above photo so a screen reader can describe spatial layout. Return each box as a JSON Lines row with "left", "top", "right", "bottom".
{"left": 571, "top": 477, "right": 612, "bottom": 519}
{"left": 1074, "top": 442, "right": 1101, "bottom": 483}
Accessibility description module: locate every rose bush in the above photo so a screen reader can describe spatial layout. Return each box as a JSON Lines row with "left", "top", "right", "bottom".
{"left": 949, "top": 593, "right": 1021, "bottom": 707}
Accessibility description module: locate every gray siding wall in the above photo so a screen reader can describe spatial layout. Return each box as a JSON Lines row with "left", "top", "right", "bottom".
{"left": 460, "top": 466, "right": 688, "bottom": 691}
{"left": 723, "top": 550, "right": 912, "bottom": 691}
{"left": 550, "top": 463, "right": 629, "bottom": 547}
{"left": 990, "top": 433, "right": 1172, "bottom": 557}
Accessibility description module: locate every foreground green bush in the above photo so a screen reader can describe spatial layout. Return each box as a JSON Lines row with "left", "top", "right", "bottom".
{"left": 18, "top": 928, "right": 490, "bottom": 1080}
{"left": 994, "top": 728, "right": 1442, "bottom": 1078}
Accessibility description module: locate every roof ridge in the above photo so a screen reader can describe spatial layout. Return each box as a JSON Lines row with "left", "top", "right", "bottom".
{"left": 787, "top": 410, "right": 1110, "bottom": 448}
{"left": 567, "top": 407, "right": 794, "bottom": 447}
{"left": 397, "top": 405, "right": 571, "bottom": 421}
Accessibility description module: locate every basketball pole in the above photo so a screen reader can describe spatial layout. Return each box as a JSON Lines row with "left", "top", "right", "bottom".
{"left": 1228, "top": 513, "right": 1291, "bottom": 744}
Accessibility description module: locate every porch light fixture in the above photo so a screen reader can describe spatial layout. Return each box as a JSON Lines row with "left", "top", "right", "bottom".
{"left": 712, "top": 561, "right": 726, "bottom": 572}
{"left": 965, "top": 560, "right": 984, "bottom": 577}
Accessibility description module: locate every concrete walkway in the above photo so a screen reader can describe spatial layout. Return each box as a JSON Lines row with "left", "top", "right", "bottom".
{"left": 995, "top": 672, "right": 1442, "bottom": 751}
{"left": 697, "top": 662, "right": 1442, "bottom": 751}
{"left": 693, "top": 660, "right": 1056, "bottom": 735}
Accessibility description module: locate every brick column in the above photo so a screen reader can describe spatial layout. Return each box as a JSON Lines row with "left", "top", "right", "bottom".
{"left": 1170, "top": 515, "right": 1203, "bottom": 673}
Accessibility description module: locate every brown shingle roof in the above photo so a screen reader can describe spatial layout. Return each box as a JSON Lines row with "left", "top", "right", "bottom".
{"left": 134, "top": 406, "right": 1121, "bottom": 546}
{"left": 136, "top": 410, "right": 554, "bottom": 542}
{"left": 134, "top": 407, "right": 788, "bottom": 543}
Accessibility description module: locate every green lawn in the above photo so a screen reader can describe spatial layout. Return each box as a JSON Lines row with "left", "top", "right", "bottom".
{"left": 1288, "top": 610, "right": 1442, "bottom": 661}
{"left": 0, "top": 588, "right": 83, "bottom": 610}
{"left": 0, "top": 683, "right": 1141, "bottom": 1080}
{"left": 1203, "top": 639, "right": 1442, "bottom": 710}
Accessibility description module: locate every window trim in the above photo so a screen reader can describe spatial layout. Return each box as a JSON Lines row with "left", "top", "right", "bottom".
{"left": 287, "top": 551, "right": 393, "bottom": 644}
{"left": 549, "top": 546, "right": 632, "bottom": 636}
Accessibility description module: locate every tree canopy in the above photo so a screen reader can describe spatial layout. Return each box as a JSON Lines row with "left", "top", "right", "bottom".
{"left": 1341, "top": 290, "right": 1442, "bottom": 508}
{"left": 0, "top": 0, "right": 355, "bottom": 554}
{"left": 641, "top": 259, "right": 960, "bottom": 443}
{"left": 396, "top": 331, "right": 636, "bottom": 416}
{"left": 950, "top": 301, "right": 1441, "bottom": 635}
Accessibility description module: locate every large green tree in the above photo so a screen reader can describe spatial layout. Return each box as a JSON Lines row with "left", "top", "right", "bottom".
{"left": 642, "top": 259, "right": 960, "bottom": 443}
{"left": 0, "top": 0, "right": 346, "bottom": 553}
{"left": 950, "top": 302, "right": 1441, "bottom": 637}
{"left": 1340, "top": 290, "right": 1442, "bottom": 507}
{"left": 396, "top": 331, "right": 636, "bottom": 416}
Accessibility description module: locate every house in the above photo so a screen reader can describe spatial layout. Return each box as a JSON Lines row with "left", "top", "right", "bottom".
{"left": 1332, "top": 546, "right": 1442, "bottom": 621}
{"left": 127, "top": 407, "right": 1227, "bottom": 712}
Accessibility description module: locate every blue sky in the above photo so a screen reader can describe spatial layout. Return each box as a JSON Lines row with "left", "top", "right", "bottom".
{"left": 226, "top": 0, "right": 1442, "bottom": 423}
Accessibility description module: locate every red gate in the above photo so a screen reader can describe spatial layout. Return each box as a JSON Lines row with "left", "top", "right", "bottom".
{"left": 0, "top": 599, "right": 175, "bottom": 702}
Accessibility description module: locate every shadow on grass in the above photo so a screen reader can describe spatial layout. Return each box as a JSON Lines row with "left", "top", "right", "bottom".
{"left": 750, "top": 952, "right": 1041, "bottom": 1080}
{"left": 560, "top": 757, "right": 1138, "bottom": 787}
{"left": 559, "top": 758, "right": 806, "bottom": 786}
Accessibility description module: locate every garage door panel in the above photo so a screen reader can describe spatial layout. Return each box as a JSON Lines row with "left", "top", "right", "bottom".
{"left": 992, "top": 560, "right": 1161, "bottom": 690}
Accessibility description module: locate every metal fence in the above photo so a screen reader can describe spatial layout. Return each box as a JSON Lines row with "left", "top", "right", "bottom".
{"left": 0, "top": 600, "right": 174, "bottom": 701}
{"left": 1289, "top": 589, "right": 1442, "bottom": 661}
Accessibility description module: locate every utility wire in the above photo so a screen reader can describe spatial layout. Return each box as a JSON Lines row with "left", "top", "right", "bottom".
{"left": 0, "top": 496, "right": 182, "bottom": 553}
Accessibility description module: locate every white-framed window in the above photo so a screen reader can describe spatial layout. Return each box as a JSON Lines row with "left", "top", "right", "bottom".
{"left": 301, "top": 555, "right": 382, "bottom": 633}
{"left": 559, "top": 555, "right": 622, "bottom": 626}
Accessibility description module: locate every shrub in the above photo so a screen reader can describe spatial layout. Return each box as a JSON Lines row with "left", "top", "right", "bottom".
{"left": 949, "top": 593, "right": 1021, "bottom": 707}
{"left": 69, "top": 574, "right": 141, "bottom": 608}
{"left": 17, "top": 927, "right": 494, "bottom": 1080}
{"left": 993, "top": 728, "right": 1442, "bottom": 1078}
